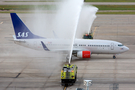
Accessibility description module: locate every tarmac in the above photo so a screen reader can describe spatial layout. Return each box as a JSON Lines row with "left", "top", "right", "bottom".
{"left": 0, "top": 13, "right": 135, "bottom": 90}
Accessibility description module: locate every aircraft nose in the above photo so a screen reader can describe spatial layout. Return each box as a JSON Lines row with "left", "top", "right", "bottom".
{"left": 125, "top": 46, "right": 129, "bottom": 51}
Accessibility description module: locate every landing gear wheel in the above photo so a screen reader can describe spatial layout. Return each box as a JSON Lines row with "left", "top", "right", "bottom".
{"left": 113, "top": 55, "right": 116, "bottom": 59}
{"left": 66, "top": 56, "right": 73, "bottom": 62}
{"left": 66, "top": 56, "right": 69, "bottom": 62}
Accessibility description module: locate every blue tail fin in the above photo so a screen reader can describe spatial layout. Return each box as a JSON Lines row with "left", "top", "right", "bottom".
{"left": 10, "top": 13, "right": 44, "bottom": 39}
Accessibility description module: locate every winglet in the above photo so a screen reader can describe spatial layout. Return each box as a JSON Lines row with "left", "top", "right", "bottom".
{"left": 41, "top": 41, "right": 50, "bottom": 51}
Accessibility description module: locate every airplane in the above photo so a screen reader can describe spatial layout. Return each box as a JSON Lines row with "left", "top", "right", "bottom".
{"left": 10, "top": 13, "right": 129, "bottom": 59}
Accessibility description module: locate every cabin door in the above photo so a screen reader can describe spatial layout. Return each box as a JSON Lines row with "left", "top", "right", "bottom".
{"left": 111, "top": 43, "right": 114, "bottom": 50}
{"left": 73, "top": 43, "right": 78, "bottom": 48}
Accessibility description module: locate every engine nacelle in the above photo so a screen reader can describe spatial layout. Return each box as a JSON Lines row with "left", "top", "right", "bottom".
{"left": 77, "top": 51, "right": 91, "bottom": 58}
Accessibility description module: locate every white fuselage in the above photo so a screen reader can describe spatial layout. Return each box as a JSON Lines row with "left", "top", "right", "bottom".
{"left": 14, "top": 39, "right": 129, "bottom": 54}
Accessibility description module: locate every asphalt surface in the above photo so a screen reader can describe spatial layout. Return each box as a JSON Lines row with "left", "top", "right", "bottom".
{"left": 0, "top": 13, "right": 135, "bottom": 90}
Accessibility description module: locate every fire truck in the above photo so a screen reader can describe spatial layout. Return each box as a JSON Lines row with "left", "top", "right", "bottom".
{"left": 83, "top": 33, "right": 93, "bottom": 39}
{"left": 61, "top": 64, "right": 78, "bottom": 86}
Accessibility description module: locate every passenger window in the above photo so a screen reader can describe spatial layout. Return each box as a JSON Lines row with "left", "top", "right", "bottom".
{"left": 74, "top": 44, "right": 77, "bottom": 46}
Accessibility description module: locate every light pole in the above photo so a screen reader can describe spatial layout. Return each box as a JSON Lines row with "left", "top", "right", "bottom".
{"left": 76, "top": 80, "right": 92, "bottom": 90}
{"left": 84, "top": 80, "right": 92, "bottom": 90}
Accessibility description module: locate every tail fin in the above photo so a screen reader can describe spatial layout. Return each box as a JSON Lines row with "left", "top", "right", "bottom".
{"left": 10, "top": 13, "right": 44, "bottom": 39}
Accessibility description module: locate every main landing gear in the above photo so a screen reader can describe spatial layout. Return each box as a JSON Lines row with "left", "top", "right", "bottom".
{"left": 66, "top": 56, "right": 73, "bottom": 62}
{"left": 113, "top": 54, "right": 119, "bottom": 59}
{"left": 113, "top": 55, "right": 116, "bottom": 59}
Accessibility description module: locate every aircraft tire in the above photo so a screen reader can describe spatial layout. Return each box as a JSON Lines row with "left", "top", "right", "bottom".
{"left": 113, "top": 55, "right": 116, "bottom": 59}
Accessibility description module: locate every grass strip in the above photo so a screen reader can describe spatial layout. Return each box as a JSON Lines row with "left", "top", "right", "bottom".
{"left": 5, "top": 0, "right": 135, "bottom": 2}
{"left": 94, "top": 5, "right": 135, "bottom": 10}
{"left": 1, "top": 5, "right": 135, "bottom": 11}
{"left": 5, "top": 1, "right": 55, "bottom": 2}
{"left": 0, "top": 5, "right": 57, "bottom": 10}
{"left": 0, "top": 11, "right": 135, "bottom": 15}
{"left": 97, "top": 12, "right": 135, "bottom": 14}
{"left": 85, "top": 0, "right": 135, "bottom": 2}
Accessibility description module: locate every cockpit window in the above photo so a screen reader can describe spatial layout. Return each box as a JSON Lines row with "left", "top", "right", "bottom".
{"left": 118, "top": 44, "right": 123, "bottom": 46}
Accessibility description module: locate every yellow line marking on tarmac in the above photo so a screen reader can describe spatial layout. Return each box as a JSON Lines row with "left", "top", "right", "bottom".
{"left": 0, "top": 22, "right": 3, "bottom": 24}
{"left": 93, "top": 27, "right": 97, "bottom": 36}
{"left": 64, "top": 87, "right": 67, "bottom": 90}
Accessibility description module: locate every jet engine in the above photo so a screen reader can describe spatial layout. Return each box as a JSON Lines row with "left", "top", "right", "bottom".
{"left": 77, "top": 51, "right": 91, "bottom": 58}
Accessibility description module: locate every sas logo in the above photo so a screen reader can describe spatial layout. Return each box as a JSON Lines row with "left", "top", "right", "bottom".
{"left": 17, "top": 32, "right": 29, "bottom": 37}
{"left": 120, "top": 48, "right": 124, "bottom": 50}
